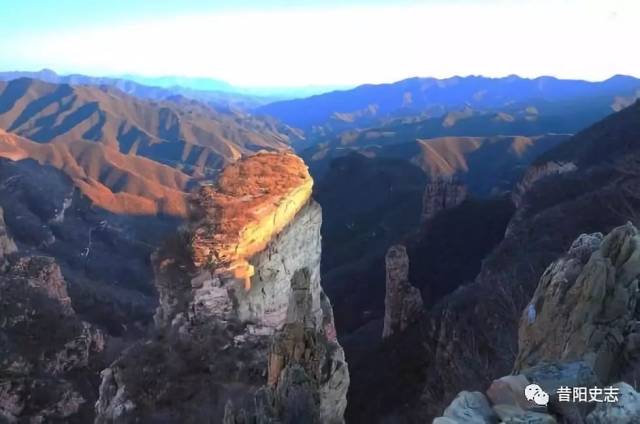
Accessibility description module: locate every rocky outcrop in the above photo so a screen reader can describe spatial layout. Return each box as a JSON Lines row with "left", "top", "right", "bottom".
{"left": 586, "top": 382, "right": 640, "bottom": 423}
{"left": 434, "top": 224, "right": 640, "bottom": 423}
{"left": 432, "top": 391, "right": 496, "bottom": 424}
{"left": 421, "top": 178, "right": 467, "bottom": 222}
{"left": 0, "top": 157, "right": 170, "bottom": 337}
{"left": 382, "top": 245, "right": 423, "bottom": 339}
{"left": 0, "top": 214, "right": 105, "bottom": 423}
{"left": 95, "top": 153, "right": 349, "bottom": 423}
{"left": 190, "top": 152, "right": 313, "bottom": 290}
{"left": 0, "top": 207, "right": 16, "bottom": 268}
{"left": 514, "top": 224, "right": 639, "bottom": 381}
{"left": 512, "top": 161, "right": 577, "bottom": 207}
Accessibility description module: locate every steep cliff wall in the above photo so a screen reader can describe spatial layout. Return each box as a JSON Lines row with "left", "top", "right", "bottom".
{"left": 511, "top": 160, "right": 577, "bottom": 208}
{"left": 434, "top": 224, "right": 640, "bottom": 423}
{"left": 95, "top": 153, "right": 349, "bottom": 423}
{"left": 421, "top": 178, "right": 467, "bottom": 222}
{"left": 190, "top": 152, "right": 313, "bottom": 290}
{"left": 0, "top": 207, "right": 17, "bottom": 268}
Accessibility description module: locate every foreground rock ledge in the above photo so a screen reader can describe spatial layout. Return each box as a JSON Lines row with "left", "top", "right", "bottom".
{"left": 434, "top": 223, "right": 640, "bottom": 424}
{"left": 95, "top": 152, "right": 349, "bottom": 423}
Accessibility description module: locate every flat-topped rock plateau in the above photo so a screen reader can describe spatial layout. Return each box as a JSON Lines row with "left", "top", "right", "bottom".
{"left": 191, "top": 152, "right": 313, "bottom": 289}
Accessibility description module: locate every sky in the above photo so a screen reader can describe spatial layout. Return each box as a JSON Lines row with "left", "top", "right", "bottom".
{"left": 0, "top": 0, "right": 638, "bottom": 87}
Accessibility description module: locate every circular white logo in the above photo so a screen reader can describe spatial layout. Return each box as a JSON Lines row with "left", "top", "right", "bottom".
{"left": 525, "top": 384, "right": 549, "bottom": 406}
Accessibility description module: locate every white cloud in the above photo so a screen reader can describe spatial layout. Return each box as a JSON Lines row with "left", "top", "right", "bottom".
{"left": 2, "top": 0, "right": 639, "bottom": 86}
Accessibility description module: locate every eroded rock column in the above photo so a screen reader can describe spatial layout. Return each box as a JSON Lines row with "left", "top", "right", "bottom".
{"left": 383, "top": 244, "right": 424, "bottom": 339}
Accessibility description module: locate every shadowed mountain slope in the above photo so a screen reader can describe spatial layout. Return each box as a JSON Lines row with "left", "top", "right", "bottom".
{"left": 306, "top": 134, "right": 568, "bottom": 196}
{"left": 0, "top": 157, "right": 180, "bottom": 336}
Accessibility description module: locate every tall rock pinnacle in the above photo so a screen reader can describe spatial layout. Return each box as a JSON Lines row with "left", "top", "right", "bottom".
{"left": 95, "top": 152, "right": 349, "bottom": 423}
{"left": 382, "top": 245, "right": 424, "bottom": 339}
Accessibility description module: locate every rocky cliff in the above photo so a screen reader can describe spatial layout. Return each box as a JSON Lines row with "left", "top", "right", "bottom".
{"left": 511, "top": 160, "right": 577, "bottom": 208}
{"left": 342, "top": 101, "right": 640, "bottom": 422}
{"left": 421, "top": 178, "right": 467, "bottom": 222}
{"left": 94, "top": 152, "right": 349, "bottom": 423}
{"left": 434, "top": 223, "right": 640, "bottom": 423}
{"left": 382, "top": 245, "right": 423, "bottom": 339}
{"left": 0, "top": 207, "right": 17, "bottom": 267}
{"left": 0, "top": 157, "right": 174, "bottom": 337}
{"left": 0, "top": 208, "right": 106, "bottom": 423}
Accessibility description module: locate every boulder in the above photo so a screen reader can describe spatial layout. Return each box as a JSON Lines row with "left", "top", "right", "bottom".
{"left": 486, "top": 374, "right": 532, "bottom": 410}
{"left": 432, "top": 391, "right": 497, "bottom": 424}
{"left": 493, "top": 404, "right": 557, "bottom": 424}
{"left": 521, "top": 361, "right": 600, "bottom": 422}
{"left": 585, "top": 382, "right": 640, "bottom": 423}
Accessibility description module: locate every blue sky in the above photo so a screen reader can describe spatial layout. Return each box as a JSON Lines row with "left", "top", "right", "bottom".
{"left": 1, "top": 0, "right": 638, "bottom": 87}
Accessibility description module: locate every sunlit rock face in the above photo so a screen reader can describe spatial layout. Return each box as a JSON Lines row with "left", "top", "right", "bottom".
{"left": 191, "top": 152, "right": 313, "bottom": 290}
{"left": 96, "top": 152, "right": 349, "bottom": 424}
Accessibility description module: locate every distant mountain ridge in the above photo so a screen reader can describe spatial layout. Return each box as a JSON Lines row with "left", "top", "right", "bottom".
{"left": 0, "top": 77, "right": 292, "bottom": 176}
{"left": 0, "top": 69, "right": 349, "bottom": 107}
{"left": 0, "top": 77, "right": 300, "bottom": 217}
{"left": 0, "top": 69, "right": 270, "bottom": 109}
{"left": 258, "top": 74, "right": 640, "bottom": 134}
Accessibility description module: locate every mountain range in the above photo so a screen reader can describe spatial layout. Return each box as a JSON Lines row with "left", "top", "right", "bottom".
{"left": 0, "top": 77, "right": 299, "bottom": 216}
{"left": 259, "top": 74, "right": 640, "bottom": 136}
{"left": 0, "top": 69, "right": 272, "bottom": 110}
{"left": 1, "top": 69, "right": 640, "bottom": 423}
{"left": 0, "top": 69, "right": 350, "bottom": 108}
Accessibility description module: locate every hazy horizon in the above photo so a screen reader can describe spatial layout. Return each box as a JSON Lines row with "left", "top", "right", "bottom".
{"left": 1, "top": 0, "right": 639, "bottom": 87}
{"left": 2, "top": 67, "right": 639, "bottom": 91}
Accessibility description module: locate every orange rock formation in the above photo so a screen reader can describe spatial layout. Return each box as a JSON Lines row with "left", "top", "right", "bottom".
{"left": 191, "top": 152, "right": 313, "bottom": 290}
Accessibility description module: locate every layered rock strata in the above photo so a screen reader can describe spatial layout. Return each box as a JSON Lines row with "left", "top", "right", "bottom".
{"left": 191, "top": 152, "right": 313, "bottom": 290}
{"left": 95, "top": 153, "right": 349, "bottom": 423}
